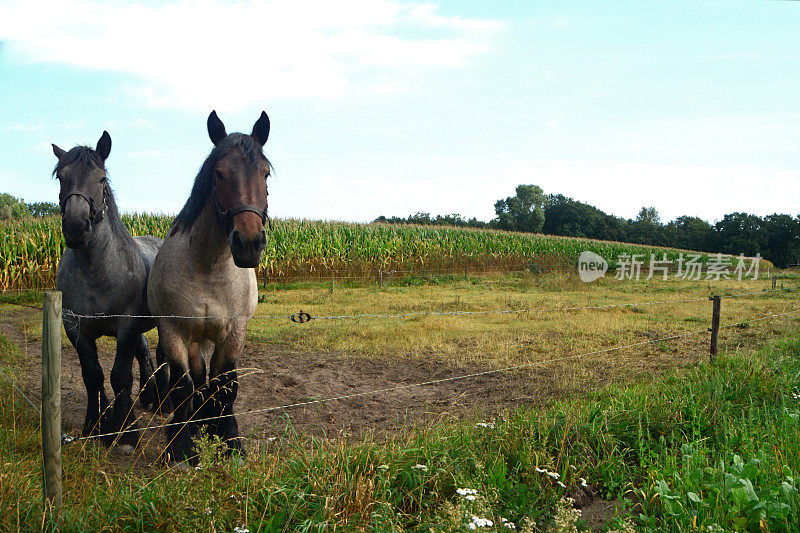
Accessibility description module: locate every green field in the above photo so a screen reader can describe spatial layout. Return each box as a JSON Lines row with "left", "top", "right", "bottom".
{"left": 0, "top": 215, "right": 760, "bottom": 290}
{"left": 1, "top": 270, "right": 798, "bottom": 531}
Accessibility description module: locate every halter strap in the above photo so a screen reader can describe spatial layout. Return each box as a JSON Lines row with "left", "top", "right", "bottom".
{"left": 212, "top": 186, "right": 270, "bottom": 235}
{"left": 60, "top": 188, "right": 108, "bottom": 226}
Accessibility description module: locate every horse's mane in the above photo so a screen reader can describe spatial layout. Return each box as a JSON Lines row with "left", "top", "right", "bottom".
{"left": 52, "top": 146, "right": 131, "bottom": 241}
{"left": 170, "top": 133, "right": 271, "bottom": 235}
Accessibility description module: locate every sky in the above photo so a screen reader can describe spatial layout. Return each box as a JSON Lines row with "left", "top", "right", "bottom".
{"left": 0, "top": 0, "right": 798, "bottom": 224}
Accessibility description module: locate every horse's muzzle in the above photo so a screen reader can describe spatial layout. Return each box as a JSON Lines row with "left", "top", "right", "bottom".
{"left": 62, "top": 215, "right": 92, "bottom": 249}
{"left": 228, "top": 227, "right": 267, "bottom": 268}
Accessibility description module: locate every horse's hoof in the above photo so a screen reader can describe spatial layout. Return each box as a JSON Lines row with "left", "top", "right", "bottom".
{"left": 139, "top": 387, "right": 157, "bottom": 413}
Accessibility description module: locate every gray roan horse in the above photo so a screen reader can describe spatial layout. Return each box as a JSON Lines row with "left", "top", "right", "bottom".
{"left": 53, "top": 132, "right": 170, "bottom": 446}
{"left": 148, "top": 110, "right": 271, "bottom": 462}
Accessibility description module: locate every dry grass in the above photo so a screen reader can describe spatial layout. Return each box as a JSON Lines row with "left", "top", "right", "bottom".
{"left": 2, "top": 271, "right": 800, "bottom": 531}
{"left": 247, "top": 272, "right": 798, "bottom": 373}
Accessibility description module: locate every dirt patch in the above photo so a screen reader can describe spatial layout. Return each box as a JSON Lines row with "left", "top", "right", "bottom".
{"left": 1, "top": 308, "right": 564, "bottom": 446}
{"left": 0, "top": 306, "right": 702, "bottom": 462}
{"left": 571, "top": 488, "right": 626, "bottom": 532}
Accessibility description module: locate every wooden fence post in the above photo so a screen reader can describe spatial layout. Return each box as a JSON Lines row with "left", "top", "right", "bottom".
{"left": 42, "top": 291, "right": 62, "bottom": 521}
{"left": 709, "top": 295, "right": 721, "bottom": 362}
{"left": 773, "top": 276, "right": 777, "bottom": 290}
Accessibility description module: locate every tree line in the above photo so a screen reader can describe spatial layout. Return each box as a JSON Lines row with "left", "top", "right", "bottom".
{"left": 374, "top": 184, "right": 800, "bottom": 268}
{"left": 0, "top": 193, "right": 60, "bottom": 220}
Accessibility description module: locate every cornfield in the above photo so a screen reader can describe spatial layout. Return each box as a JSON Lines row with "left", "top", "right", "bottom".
{"left": 0, "top": 214, "right": 754, "bottom": 289}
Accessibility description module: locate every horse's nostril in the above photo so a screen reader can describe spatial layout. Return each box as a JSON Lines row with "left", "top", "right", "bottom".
{"left": 231, "top": 229, "right": 244, "bottom": 248}
{"left": 258, "top": 229, "right": 267, "bottom": 246}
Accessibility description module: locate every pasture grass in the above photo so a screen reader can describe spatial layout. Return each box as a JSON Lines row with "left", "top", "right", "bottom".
{"left": 3, "top": 329, "right": 800, "bottom": 530}
{"left": 1, "top": 272, "right": 800, "bottom": 531}
{"left": 247, "top": 271, "right": 799, "bottom": 370}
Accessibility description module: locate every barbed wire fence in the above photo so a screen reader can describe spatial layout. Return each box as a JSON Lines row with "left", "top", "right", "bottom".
{"left": 0, "top": 274, "right": 798, "bottom": 513}
{"left": 0, "top": 283, "right": 796, "bottom": 429}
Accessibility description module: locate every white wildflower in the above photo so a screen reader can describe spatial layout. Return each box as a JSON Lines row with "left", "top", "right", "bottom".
{"left": 457, "top": 488, "right": 478, "bottom": 496}
{"left": 535, "top": 467, "right": 546, "bottom": 473}
{"left": 466, "top": 495, "right": 476, "bottom": 501}
{"left": 475, "top": 422, "right": 495, "bottom": 429}
{"left": 500, "top": 517, "right": 517, "bottom": 529}
{"left": 579, "top": 477, "right": 588, "bottom": 488}
{"left": 551, "top": 497, "right": 581, "bottom": 533}
{"left": 557, "top": 481, "right": 566, "bottom": 488}
{"left": 547, "top": 471, "right": 560, "bottom": 480}
{"left": 469, "top": 516, "right": 493, "bottom": 528}
{"left": 411, "top": 464, "right": 428, "bottom": 473}
{"left": 233, "top": 527, "right": 250, "bottom": 533}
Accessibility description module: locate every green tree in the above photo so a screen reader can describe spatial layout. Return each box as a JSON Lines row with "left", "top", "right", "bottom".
{"left": 667, "top": 216, "right": 715, "bottom": 252}
{"left": 761, "top": 214, "right": 800, "bottom": 268}
{"left": 494, "top": 184, "right": 546, "bottom": 233}
{"left": 636, "top": 206, "right": 660, "bottom": 224}
{"left": 26, "top": 201, "right": 60, "bottom": 218}
{"left": 714, "top": 212, "right": 764, "bottom": 257}
{"left": 0, "top": 193, "right": 30, "bottom": 220}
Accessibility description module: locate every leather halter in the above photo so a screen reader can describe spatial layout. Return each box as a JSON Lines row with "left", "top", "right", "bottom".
{"left": 211, "top": 182, "right": 270, "bottom": 236}
{"left": 59, "top": 186, "right": 108, "bottom": 226}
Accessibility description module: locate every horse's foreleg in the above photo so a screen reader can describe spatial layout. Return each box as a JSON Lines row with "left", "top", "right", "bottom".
{"left": 65, "top": 323, "right": 108, "bottom": 438}
{"left": 108, "top": 329, "right": 141, "bottom": 448}
{"left": 154, "top": 341, "right": 172, "bottom": 414}
{"left": 161, "top": 329, "right": 199, "bottom": 464}
{"left": 134, "top": 334, "right": 157, "bottom": 412}
{"left": 206, "top": 331, "right": 245, "bottom": 456}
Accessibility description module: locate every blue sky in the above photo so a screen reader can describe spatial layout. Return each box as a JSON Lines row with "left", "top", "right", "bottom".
{"left": 1, "top": 0, "right": 798, "bottom": 224}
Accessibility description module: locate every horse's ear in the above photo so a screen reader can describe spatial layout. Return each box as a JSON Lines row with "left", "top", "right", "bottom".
{"left": 251, "top": 111, "right": 270, "bottom": 146}
{"left": 207, "top": 110, "right": 227, "bottom": 145}
{"left": 96, "top": 131, "right": 112, "bottom": 161}
{"left": 52, "top": 144, "right": 66, "bottom": 160}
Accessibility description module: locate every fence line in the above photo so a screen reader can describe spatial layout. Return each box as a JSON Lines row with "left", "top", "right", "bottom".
{"left": 69, "top": 327, "right": 714, "bottom": 443}
{"left": 67, "top": 304, "right": 800, "bottom": 444}
{"left": 0, "top": 365, "right": 41, "bottom": 415}
{"left": 59, "top": 285, "right": 796, "bottom": 323}
{"left": 0, "top": 281, "right": 795, "bottom": 441}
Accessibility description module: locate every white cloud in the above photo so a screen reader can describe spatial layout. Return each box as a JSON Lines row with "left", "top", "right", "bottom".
{"left": 0, "top": 0, "right": 500, "bottom": 110}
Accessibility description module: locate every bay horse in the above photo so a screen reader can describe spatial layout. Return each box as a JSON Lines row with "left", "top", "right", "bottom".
{"left": 53, "top": 132, "right": 170, "bottom": 447}
{"left": 147, "top": 110, "right": 271, "bottom": 462}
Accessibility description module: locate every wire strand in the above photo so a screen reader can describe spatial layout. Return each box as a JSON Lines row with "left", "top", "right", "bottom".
{"left": 70, "top": 327, "right": 711, "bottom": 442}
{"left": 67, "top": 305, "right": 800, "bottom": 444}
{"left": 60, "top": 285, "right": 796, "bottom": 322}
{"left": 0, "top": 366, "right": 41, "bottom": 415}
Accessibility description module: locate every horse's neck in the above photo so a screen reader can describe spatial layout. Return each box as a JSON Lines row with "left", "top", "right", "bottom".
{"left": 187, "top": 199, "right": 233, "bottom": 269}
{"left": 73, "top": 214, "right": 135, "bottom": 273}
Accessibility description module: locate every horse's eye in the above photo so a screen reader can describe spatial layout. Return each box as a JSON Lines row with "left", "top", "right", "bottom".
{"left": 215, "top": 170, "right": 225, "bottom": 181}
